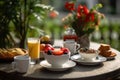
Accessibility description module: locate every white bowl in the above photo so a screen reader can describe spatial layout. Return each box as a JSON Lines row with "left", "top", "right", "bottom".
{"left": 79, "top": 50, "right": 99, "bottom": 61}
{"left": 43, "top": 52, "right": 70, "bottom": 67}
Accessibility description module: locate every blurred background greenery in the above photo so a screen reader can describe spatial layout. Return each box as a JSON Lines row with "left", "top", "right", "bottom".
{"left": 0, "top": 0, "right": 120, "bottom": 51}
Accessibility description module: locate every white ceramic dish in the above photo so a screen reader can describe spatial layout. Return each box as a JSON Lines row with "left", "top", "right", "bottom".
{"left": 106, "top": 56, "right": 115, "bottom": 60}
{"left": 40, "top": 60, "right": 76, "bottom": 71}
{"left": 71, "top": 54, "right": 107, "bottom": 65}
{"left": 43, "top": 52, "right": 70, "bottom": 67}
{"left": 79, "top": 50, "right": 99, "bottom": 61}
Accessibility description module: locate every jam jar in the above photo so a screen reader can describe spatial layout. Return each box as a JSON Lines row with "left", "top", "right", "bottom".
{"left": 63, "top": 28, "right": 78, "bottom": 41}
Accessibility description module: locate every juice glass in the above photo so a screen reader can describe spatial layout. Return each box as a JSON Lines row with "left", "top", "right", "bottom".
{"left": 27, "top": 38, "right": 40, "bottom": 64}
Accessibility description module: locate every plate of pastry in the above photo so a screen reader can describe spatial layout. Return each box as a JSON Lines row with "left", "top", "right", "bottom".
{"left": 0, "top": 48, "right": 28, "bottom": 62}
{"left": 98, "top": 44, "right": 117, "bottom": 60}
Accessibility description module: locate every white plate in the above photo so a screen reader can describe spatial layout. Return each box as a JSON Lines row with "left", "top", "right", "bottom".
{"left": 106, "top": 56, "right": 115, "bottom": 60}
{"left": 40, "top": 60, "right": 76, "bottom": 71}
{"left": 71, "top": 54, "right": 107, "bottom": 65}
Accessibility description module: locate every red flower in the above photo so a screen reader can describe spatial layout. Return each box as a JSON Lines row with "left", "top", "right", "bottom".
{"left": 83, "top": 6, "right": 89, "bottom": 15}
{"left": 77, "top": 12, "right": 81, "bottom": 18}
{"left": 49, "top": 10, "right": 58, "bottom": 18}
{"left": 89, "top": 13, "right": 95, "bottom": 21}
{"left": 77, "top": 5, "right": 89, "bottom": 18}
{"left": 65, "top": 2, "right": 75, "bottom": 11}
{"left": 85, "top": 13, "right": 95, "bottom": 22}
{"left": 77, "top": 5, "right": 83, "bottom": 17}
{"left": 77, "top": 5, "right": 83, "bottom": 11}
{"left": 63, "top": 2, "right": 104, "bottom": 35}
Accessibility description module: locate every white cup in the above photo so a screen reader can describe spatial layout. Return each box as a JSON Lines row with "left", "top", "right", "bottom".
{"left": 12, "top": 55, "right": 31, "bottom": 73}
{"left": 64, "top": 40, "right": 80, "bottom": 55}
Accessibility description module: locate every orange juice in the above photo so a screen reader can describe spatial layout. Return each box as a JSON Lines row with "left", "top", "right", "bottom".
{"left": 28, "top": 38, "right": 40, "bottom": 59}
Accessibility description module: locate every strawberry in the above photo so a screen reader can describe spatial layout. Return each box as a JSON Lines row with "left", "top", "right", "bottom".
{"left": 44, "top": 46, "right": 54, "bottom": 53}
{"left": 44, "top": 44, "right": 54, "bottom": 53}
{"left": 61, "top": 47, "right": 69, "bottom": 53}
{"left": 53, "top": 49, "right": 63, "bottom": 56}
{"left": 45, "top": 44, "right": 53, "bottom": 48}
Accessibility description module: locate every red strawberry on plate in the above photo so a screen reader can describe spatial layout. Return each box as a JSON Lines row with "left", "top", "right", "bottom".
{"left": 61, "top": 47, "right": 69, "bottom": 54}
{"left": 44, "top": 44, "right": 54, "bottom": 53}
{"left": 53, "top": 49, "right": 63, "bottom": 56}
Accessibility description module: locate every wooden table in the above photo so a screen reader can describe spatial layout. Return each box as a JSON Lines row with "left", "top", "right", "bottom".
{"left": 0, "top": 40, "right": 120, "bottom": 80}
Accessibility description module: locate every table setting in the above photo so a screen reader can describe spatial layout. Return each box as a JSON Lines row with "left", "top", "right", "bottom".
{"left": 38, "top": 39, "right": 117, "bottom": 72}
{"left": 0, "top": 0, "right": 120, "bottom": 80}
{"left": 0, "top": 40, "right": 119, "bottom": 80}
{"left": 0, "top": 39, "right": 116, "bottom": 72}
{"left": 0, "top": 0, "right": 117, "bottom": 73}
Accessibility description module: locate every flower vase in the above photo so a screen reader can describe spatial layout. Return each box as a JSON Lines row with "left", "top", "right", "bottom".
{"left": 77, "top": 34, "right": 90, "bottom": 49}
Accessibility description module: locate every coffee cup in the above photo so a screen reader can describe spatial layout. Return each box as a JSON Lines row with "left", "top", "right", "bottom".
{"left": 63, "top": 40, "right": 80, "bottom": 55}
{"left": 79, "top": 48, "right": 99, "bottom": 61}
{"left": 12, "top": 55, "right": 31, "bottom": 73}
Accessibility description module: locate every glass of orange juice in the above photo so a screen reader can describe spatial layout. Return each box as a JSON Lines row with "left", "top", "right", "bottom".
{"left": 27, "top": 38, "right": 40, "bottom": 64}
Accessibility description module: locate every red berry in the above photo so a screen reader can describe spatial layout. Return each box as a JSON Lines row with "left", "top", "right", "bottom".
{"left": 51, "top": 47, "right": 54, "bottom": 50}
{"left": 44, "top": 44, "right": 54, "bottom": 53}
{"left": 44, "top": 47, "right": 52, "bottom": 53}
{"left": 61, "top": 47, "right": 69, "bottom": 53}
{"left": 53, "top": 49, "right": 63, "bottom": 56}
{"left": 47, "top": 50, "right": 53, "bottom": 55}
{"left": 45, "top": 44, "right": 53, "bottom": 48}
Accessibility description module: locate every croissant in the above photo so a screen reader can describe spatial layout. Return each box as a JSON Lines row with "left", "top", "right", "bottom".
{"left": 0, "top": 48, "right": 28, "bottom": 59}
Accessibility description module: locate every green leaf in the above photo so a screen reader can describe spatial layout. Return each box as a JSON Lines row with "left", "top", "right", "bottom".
{"left": 91, "top": 3, "right": 103, "bottom": 11}
{"left": 87, "top": 28, "right": 95, "bottom": 34}
{"left": 35, "top": 4, "right": 54, "bottom": 11}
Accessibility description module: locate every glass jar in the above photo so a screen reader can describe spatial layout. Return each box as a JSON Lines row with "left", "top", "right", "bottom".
{"left": 63, "top": 28, "right": 78, "bottom": 41}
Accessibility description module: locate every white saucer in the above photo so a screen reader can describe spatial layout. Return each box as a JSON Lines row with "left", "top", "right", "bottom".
{"left": 106, "top": 56, "right": 115, "bottom": 60}
{"left": 40, "top": 60, "right": 76, "bottom": 71}
{"left": 71, "top": 54, "right": 107, "bottom": 65}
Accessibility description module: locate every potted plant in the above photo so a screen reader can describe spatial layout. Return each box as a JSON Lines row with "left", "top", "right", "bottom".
{"left": 0, "top": 0, "right": 54, "bottom": 48}
{"left": 62, "top": 0, "right": 105, "bottom": 48}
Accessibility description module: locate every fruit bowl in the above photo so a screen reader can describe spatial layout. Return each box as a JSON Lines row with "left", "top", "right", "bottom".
{"left": 43, "top": 44, "right": 70, "bottom": 67}
{"left": 43, "top": 52, "right": 70, "bottom": 67}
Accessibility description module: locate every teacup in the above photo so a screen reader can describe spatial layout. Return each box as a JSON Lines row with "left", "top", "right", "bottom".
{"left": 79, "top": 48, "right": 99, "bottom": 61}
{"left": 63, "top": 40, "right": 80, "bottom": 55}
{"left": 12, "top": 55, "right": 31, "bottom": 73}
